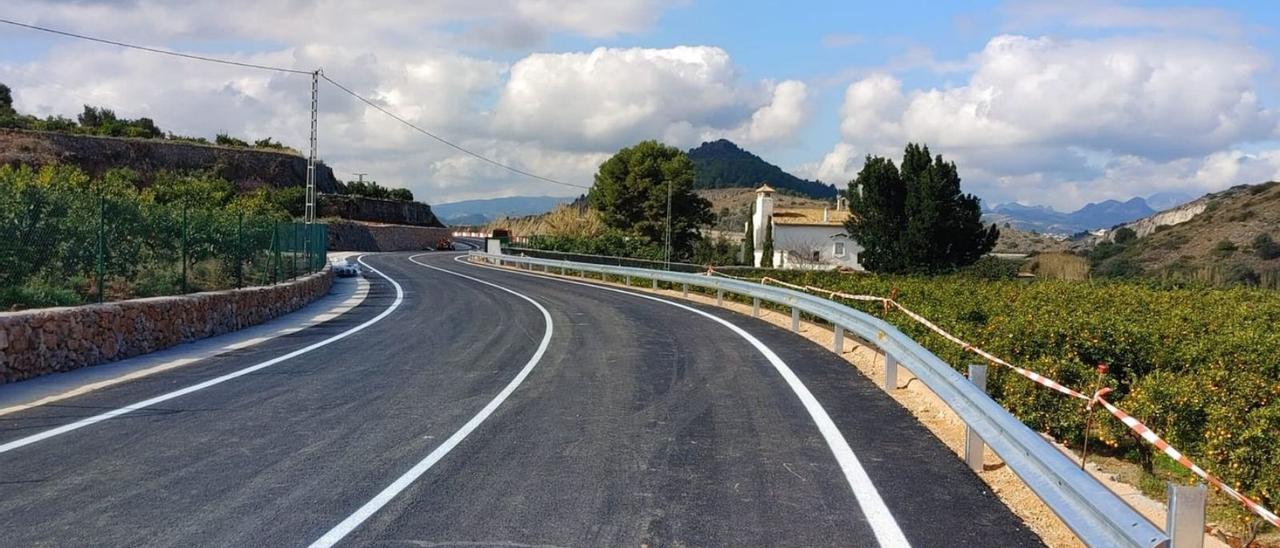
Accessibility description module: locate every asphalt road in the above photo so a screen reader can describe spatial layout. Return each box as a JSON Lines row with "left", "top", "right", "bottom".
{"left": 0, "top": 251, "right": 1043, "bottom": 547}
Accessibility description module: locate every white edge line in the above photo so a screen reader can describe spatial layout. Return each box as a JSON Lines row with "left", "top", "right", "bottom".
{"left": 456, "top": 255, "right": 911, "bottom": 548}
{"left": 307, "top": 253, "right": 554, "bottom": 548}
{"left": 0, "top": 255, "right": 404, "bottom": 455}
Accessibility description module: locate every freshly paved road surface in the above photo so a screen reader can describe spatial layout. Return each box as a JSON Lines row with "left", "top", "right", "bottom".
{"left": 0, "top": 252, "right": 1043, "bottom": 547}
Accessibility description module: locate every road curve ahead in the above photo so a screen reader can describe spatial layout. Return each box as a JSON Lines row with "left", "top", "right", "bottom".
{"left": 0, "top": 251, "right": 1043, "bottom": 547}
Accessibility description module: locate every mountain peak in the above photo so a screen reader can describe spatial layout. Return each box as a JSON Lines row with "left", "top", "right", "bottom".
{"left": 687, "top": 139, "right": 836, "bottom": 199}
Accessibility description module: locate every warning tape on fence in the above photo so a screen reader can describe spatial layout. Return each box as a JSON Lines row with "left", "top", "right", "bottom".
{"left": 1091, "top": 391, "right": 1280, "bottom": 528}
{"left": 752, "top": 275, "right": 1278, "bottom": 526}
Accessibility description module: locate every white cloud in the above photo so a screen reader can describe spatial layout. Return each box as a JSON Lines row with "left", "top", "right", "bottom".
{"left": 815, "top": 33, "right": 1280, "bottom": 209}
{"left": 793, "top": 142, "right": 861, "bottom": 184}
{"left": 492, "top": 46, "right": 811, "bottom": 150}
{"left": 0, "top": 1, "right": 705, "bottom": 203}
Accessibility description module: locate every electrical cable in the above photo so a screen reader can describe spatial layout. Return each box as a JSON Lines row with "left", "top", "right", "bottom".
{"left": 1, "top": 16, "right": 589, "bottom": 190}
{"left": 0, "top": 17, "right": 311, "bottom": 74}
{"left": 320, "top": 73, "right": 590, "bottom": 190}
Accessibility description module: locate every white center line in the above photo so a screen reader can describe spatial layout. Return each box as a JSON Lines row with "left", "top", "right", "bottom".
{"left": 0, "top": 255, "right": 403, "bottom": 455}
{"left": 307, "top": 253, "right": 554, "bottom": 548}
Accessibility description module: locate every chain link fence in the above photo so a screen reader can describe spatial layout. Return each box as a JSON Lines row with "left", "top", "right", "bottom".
{"left": 2, "top": 183, "right": 326, "bottom": 311}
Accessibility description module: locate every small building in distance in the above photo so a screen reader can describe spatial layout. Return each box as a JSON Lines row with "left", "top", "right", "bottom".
{"left": 747, "top": 184, "right": 863, "bottom": 270}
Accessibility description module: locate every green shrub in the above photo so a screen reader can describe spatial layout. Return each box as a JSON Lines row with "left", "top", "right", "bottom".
{"left": 1253, "top": 233, "right": 1280, "bottom": 260}
{"left": 1212, "top": 240, "right": 1238, "bottom": 257}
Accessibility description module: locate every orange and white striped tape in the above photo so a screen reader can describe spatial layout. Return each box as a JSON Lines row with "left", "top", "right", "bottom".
{"left": 751, "top": 276, "right": 1277, "bottom": 526}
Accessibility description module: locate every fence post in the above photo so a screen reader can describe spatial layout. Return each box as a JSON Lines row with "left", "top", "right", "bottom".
{"left": 271, "top": 222, "right": 280, "bottom": 285}
{"left": 833, "top": 325, "right": 844, "bottom": 353}
{"left": 965, "top": 364, "right": 988, "bottom": 471}
{"left": 791, "top": 307, "right": 800, "bottom": 332}
{"left": 235, "top": 212, "right": 243, "bottom": 289}
{"left": 96, "top": 194, "right": 105, "bottom": 303}
{"left": 181, "top": 203, "right": 188, "bottom": 294}
{"left": 884, "top": 352, "right": 899, "bottom": 390}
{"left": 752, "top": 297, "right": 760, "bottom": 317}
{"left": 1166, "top": 483, "right": 1206, "bottom": 548}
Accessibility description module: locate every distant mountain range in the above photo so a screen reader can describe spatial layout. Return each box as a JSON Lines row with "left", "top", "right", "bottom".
{"left": 687, "top": 139, "right": 837, "bottom": 199}
{"left": 984, "top": 195, "right": 1191, "bottom": 234}
{"left": 433, "top": 195, "right": 576, "bottom": 226}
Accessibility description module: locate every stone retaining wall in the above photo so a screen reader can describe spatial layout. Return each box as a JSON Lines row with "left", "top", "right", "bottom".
{"left": 327, "top": 220, "right": 453, "bottom": 251}
{"left": 0, "top": 268, "right": 333, "bottom": 384}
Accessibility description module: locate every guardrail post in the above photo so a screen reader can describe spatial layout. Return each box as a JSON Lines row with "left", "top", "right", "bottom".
{"left": 752, "top": 297, "right": 760, "bottom": 317}
{"left": 716, "top": 289, "right": 723, "bottom": 306}
{"left": 651, "top": 278, "right": 657, "bottom": 290}
{"left": 682, "top": 283, "right": 688, "bottom": 297}
{"left": 791, "top": 307, "right": 800, "bottom": 332}
{"left": 1166, "top": 483, "right": 1206, "bottom": 548}
{"left": 965, "top": 364, "right": 988, "bottom": 472}
{"left": 833, "top": 326, "right": 844, "bottom": 353}
{"left": 626, "top": 275, "right": 631, "bottom": 286}
{"left": 884, "top": 353, "right": 899, "bottom": 390}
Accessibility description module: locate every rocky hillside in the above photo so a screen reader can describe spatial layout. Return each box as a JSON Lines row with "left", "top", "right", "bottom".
{"left": 1092, "top": 181, "right": 1280, "bottom": 284}
{"left": 0, "top": 128, "right": 342, "bottom": 193}
{"left": 317, "top": 194, "right": 443, "bottom": 227}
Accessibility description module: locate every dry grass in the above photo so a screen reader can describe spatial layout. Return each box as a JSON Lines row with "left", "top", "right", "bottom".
{"left": 484, "top": 204, "right": 605, "bottom": 239}
{"left": 1025, "top": 252, "right": 1091, "bottom": 280}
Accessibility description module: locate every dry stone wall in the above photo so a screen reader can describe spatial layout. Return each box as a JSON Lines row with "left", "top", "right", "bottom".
{"left": 0, "top": 268, "right": 332, "bottom": 384}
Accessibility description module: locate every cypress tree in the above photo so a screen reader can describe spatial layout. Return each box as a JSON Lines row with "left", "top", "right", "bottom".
{"left": 761, "top": 217, "right": 774, "bottom": 268}
{"left": 742, "top": 207, "right": 755, "bottom": 266}
{"left": 845, "top": 143, "right": 998, "bottom": 273}
{"left": 843, "top": 156, "right": 907, "bottom": 272}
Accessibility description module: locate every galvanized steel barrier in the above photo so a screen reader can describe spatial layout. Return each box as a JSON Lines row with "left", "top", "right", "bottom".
{"left": 471, "top": 250, "right": 1170, "bottom": 548}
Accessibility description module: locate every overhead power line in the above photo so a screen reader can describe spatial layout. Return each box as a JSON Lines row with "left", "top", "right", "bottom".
{"left": 0, "top": 17, "right": 311, "bottom": 74}
{"left": 320, "top": 73, "right": 590, "bottom": 190}
{"left": 1, "top": 17, "right": 589, "bottom": 190}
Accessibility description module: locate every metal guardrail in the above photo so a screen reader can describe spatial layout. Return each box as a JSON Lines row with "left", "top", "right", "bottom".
{"left": 470, "top": 251, "right": 1170, "bottom": 548}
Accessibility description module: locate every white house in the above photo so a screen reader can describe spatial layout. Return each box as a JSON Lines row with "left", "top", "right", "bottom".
{"left": 747, "top": 184, "right": 864, "bottom": 270}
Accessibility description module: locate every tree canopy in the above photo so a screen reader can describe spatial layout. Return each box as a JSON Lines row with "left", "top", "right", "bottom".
{"left": 844, "top": 143, "right": 998, "bottom": 273}
{"left": 588, "top": 140, "right": 713, "bottom": 258}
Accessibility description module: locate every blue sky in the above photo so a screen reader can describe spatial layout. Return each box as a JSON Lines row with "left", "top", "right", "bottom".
{"left": 2, "top": 1, "right": 1279, "bottom": 209}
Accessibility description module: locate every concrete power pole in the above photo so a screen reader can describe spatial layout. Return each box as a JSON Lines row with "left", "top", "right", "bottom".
{"left": 305, "top": 70, "right": 319, "bottom": 225}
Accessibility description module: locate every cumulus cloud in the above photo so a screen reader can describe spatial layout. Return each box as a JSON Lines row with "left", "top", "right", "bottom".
{"left": 813, "top": 33, "right": 1280, "bottom": 209}
{"left": 0, "top": 1, "right": 706, "bottom": 202}
{"left": 493, "top": 47, "right": 811, "bottom": 150}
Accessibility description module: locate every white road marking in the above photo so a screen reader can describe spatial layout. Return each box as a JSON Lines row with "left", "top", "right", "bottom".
{"left": 307, "top": 253, "right": 554, "bottom": 548}
{"left": 458, "top": 255, "right": 911, "bottom": 548}
{"left": 0, "top": 256, "right": 403, "bottom": 455}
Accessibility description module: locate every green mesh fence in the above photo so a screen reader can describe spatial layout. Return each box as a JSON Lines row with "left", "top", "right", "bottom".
{"left": 1, "top": 184, "right": 326, "bottom": 311}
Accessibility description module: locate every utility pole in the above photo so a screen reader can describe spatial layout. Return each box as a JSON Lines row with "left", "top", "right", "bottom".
{"left": 664, "top": 179, "right": 673, "bottom": 270}
{"left": 304, "top": 69, "right": 318, "bottom": 267}
{"left": 306, "top": 70, "right": 318, "bottom": 224}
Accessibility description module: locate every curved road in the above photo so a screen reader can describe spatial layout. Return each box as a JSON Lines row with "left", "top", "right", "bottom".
{"left": 0, "top": 252, "right": 1042, "bottom": 547}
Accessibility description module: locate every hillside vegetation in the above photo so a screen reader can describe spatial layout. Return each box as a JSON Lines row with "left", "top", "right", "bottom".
{"left": 1091, "top": 181, "right": 1280, "bottom": 286}
{"left": 688, "top": 139, "right": 836, "bottom": 199}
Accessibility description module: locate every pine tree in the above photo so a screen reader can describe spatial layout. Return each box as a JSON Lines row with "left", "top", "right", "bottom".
{"left": 761, "top": 217, "right": 774, "bottom": 268}
{"left": 742, "top": 207, "right": 755, "bottom": 265}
